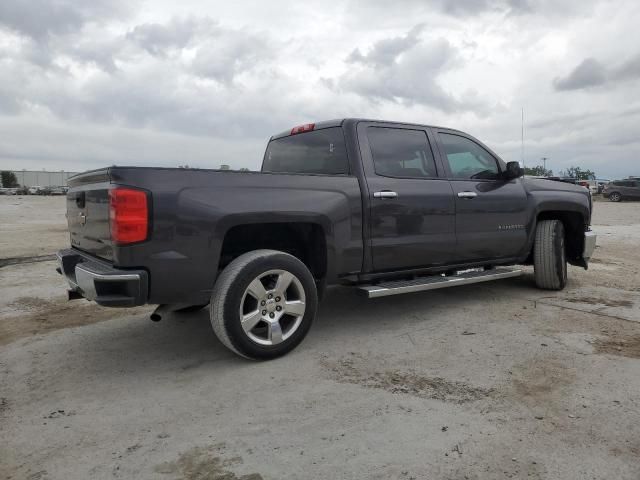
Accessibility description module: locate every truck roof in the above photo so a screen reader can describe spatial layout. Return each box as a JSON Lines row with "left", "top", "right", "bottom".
{"left": 269, "top": 118, "right": 464, "bottom": 140}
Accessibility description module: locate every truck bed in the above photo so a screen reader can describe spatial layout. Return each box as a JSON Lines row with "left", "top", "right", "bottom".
{"left": 65, "top": 166, "right": 363, "bottom": 305}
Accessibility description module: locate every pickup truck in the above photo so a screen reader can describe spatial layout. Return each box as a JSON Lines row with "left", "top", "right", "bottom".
{"left": 57, "top": 118, "right": 596, "bottom": 359}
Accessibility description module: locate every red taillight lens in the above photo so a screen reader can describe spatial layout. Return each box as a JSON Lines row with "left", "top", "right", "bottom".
{"left": 290, "top": 123, "right": 315, "bottom": 135}
{"left": 109, "top": 188, "right": 148, "bottom": 245}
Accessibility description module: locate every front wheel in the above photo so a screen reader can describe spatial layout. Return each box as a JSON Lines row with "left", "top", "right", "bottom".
{"left": 608, "top": 192, "right": 622, "bottom": 202}
{"left": 533, "top": 219, "right": 567, "bottom": 290}
{"left": 210, "top": 250, "right": 318, "bottom": 360}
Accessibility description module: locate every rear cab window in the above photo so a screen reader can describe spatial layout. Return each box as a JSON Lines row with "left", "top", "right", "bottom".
{"left": 262, "top": 127, "right": 349, "bottom": 175}
{"left": 367, "top": 127, "right": 438, "bottom": 178}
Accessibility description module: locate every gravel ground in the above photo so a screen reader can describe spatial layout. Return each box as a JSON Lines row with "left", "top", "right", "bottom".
{"left": 0, "top": 195, "right": 639, "bottom": 480}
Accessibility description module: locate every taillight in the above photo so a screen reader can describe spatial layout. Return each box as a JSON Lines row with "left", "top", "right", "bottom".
{"left": 290, "top": 123, "right": 315, "bottom": 135}
{"left": 109, "top": 188, "right": 149, "bottom": 245}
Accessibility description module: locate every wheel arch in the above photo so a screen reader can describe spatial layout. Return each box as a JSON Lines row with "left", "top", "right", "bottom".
{"left": 525, "top": 209, "right": 588, "bottom": 267}
{"left": 217, "top": 220, "right": 330, "bottom": 282}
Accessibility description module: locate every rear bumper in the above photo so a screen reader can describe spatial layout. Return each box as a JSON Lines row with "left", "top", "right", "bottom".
{"left": 56, "top": 248, "right": 148, "bottom": 307}
{"left": 583, "top": 230, "right": 597, "bottom": 261}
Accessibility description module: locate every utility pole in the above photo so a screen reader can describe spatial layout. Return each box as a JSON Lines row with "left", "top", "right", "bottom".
{"left": 521, "top": 108, "right": 525, "bottom": 169}
{"left": 541, "top": 157, "right": 548, "bottom": 174}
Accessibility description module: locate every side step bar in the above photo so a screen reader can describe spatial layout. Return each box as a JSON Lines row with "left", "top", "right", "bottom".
{"left": 357, "top": 267, "right": 523, "bottom": 298}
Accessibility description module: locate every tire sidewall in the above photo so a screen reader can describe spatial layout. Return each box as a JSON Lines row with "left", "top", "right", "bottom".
{"left": 534, "top": 219, "right": 567, "bottom": 290}
{"left": 219, "top": 253, "right": 317, "bottom": 359}
{"left": 553, "top": 220, "right": 567, "bottom": 288}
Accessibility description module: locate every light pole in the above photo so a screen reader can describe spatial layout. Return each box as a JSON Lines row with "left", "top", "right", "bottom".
{"left": 541, "top": 157, "right": 548, "bottom": 174}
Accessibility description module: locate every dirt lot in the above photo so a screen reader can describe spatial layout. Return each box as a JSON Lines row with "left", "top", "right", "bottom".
{"left": 1, "top": 195, "right": 639, "bottom": 480}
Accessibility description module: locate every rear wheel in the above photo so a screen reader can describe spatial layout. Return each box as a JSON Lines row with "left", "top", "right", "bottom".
{"left": 533, "top": 219, "right": 567, "bottom": 290}
{"left": 210, "top": 250, "right": 317, "bottom": 360}
{"left": 608, "top": 192, "right": 622, "bottom": 202}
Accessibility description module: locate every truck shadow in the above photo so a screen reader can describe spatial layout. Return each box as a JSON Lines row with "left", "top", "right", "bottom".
{"left": 66, "top": 274, "right": 539, "bottom": 379}
{"left": 314, "top": 274, "right": 537, "bottom": 332}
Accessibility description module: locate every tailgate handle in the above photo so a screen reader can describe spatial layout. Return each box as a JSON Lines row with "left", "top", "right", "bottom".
{"left": 75, "top": 191, "right": 85, "bottom": 208}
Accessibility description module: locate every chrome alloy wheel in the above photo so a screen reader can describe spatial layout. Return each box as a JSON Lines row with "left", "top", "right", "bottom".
{"left": 239, "top": 269, "right": 306, "bottom": 346}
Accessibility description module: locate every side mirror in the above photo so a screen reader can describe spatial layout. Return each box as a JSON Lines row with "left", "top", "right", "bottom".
{"left": 504, "top": 161, "right": 524, "bottom": 179}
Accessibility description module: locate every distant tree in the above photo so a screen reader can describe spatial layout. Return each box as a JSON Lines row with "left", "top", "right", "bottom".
{"left": 1, "top": 171, "right": 19, "bottom": 187}
{"left": 239, "top": 167, "right": 250, "bottom": 172}
{"left": 524, "top": 165, "right": 553, "bottom": 177}
{"left": 562, "top": 166, "right": 596, "bottom": 180}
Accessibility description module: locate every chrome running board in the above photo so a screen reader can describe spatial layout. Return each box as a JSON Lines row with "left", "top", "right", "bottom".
{"left": 357, "top": 268, "right": 523, "bottom": 298}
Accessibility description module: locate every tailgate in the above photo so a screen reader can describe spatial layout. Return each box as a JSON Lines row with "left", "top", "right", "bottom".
{"left": 66, "top": 169, "right": 113, "bottom": 261}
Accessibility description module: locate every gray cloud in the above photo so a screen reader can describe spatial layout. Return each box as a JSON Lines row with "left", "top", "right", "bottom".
{"left": 0, "top": 13, "right": 281, "bottom": 137}
{"left": 553, "top": 58, "right": 607, "bottom": 90}
{"left": 191, "top": 30, "right": 273, "bottom": 83}
{"left": 126, "top": 17, "right": 211, "bottom": 56}
{"left": 613, "top": 53, "right": 640, "bottom": 81}
{"left": 347, "top": 24, "right": 424, "bottom": 67}
{"left": 0, "top": 0, "right": 130, "bottom": 41}
{"left": 339, "top": 29, "right": 486, "bottom": 113}
{"left": 554, "top": 53, "right": 640, "bottom": 91}
{"left": 347, "top": 0, "right": 591, "bottom": 21}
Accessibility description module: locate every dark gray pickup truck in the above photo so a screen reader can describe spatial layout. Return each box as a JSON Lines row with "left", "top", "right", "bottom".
{"left": 58, "top": 118, "right": 596, "bottom": 359}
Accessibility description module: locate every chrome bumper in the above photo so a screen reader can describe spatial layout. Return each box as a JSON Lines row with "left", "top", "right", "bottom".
{"left": 583, "top": 230, "right": 597, "bottom": 260}
{"left": 56, "top": 249, "right": 148, "bottom": 307}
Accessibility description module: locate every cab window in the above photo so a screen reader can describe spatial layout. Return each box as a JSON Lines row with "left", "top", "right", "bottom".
{"left": 439, "top": 133, "right": 501, "bottom": 180}
{"left": 367, "top": 127, "right": 438, "bottom": 178}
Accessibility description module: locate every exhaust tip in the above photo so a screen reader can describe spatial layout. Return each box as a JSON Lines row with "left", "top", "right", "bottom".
{"left": 151, "top": 304, "right": 168, "bottom": 322}
{"left": 67, "top": 289, "right": 83, "bottom": 301}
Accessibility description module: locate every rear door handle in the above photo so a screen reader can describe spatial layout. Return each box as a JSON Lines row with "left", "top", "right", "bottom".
{"left": 457, "top": 191, "right": 478, "bottom": 199}
{"left": 373, "top": 191, "right": 398, "bottom": 199}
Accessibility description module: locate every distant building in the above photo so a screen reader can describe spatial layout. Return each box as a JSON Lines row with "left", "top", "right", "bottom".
{"left": 7, "top": 170, "right": 80, "bottom": 188}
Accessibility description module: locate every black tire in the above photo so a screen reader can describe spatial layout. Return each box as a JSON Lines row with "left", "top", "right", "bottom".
{"left": 608, "top": 192, "right": 622, "bottom": 202}
{"left": 210, "top": 249, "right": 318, "bottom": 360}
{"left": 533, "top": 219, "right": 567, "bottom": 290}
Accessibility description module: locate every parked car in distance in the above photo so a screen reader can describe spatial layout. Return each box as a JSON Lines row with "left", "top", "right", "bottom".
{"left": 50, "top": 186, "right": 69, "bottom": 195}
{"left": 27, "top": 186, "right": 44, "bottom": 195}
{"left": 0, "top": 187, "right": 18, "bottom": 195}
{"left": 57, "top": 118, "right": 596, "bottom": 359}
{"left": 603, "top": 179, "right": 640, "bottom": 202}
{"left": 595, "top": 179, "right": 610, "bottom": 194}
{"left": 577, "top": 180, "right": 598, "bottom": 195}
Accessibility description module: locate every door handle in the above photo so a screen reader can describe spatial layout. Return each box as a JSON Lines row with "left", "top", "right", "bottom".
{"left": 457, "top": 191, "right": 478, "bottom": 199}
{"left": 373, "top": 191, "right": 398, "bottom": 199}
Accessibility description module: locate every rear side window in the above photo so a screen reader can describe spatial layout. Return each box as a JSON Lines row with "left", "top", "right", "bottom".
{"left": 367, "top": 127, "right": 438, "bottom": 178}
{"left": 439, "top": 133, "right": 501, "bottom": 180}
{"left": 263, "top": 127, "right": 349, "bottom": 175}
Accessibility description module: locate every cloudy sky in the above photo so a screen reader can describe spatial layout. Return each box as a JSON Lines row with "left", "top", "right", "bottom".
{"left": 1, "top": 0, "right": 639, "bottom": 178}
